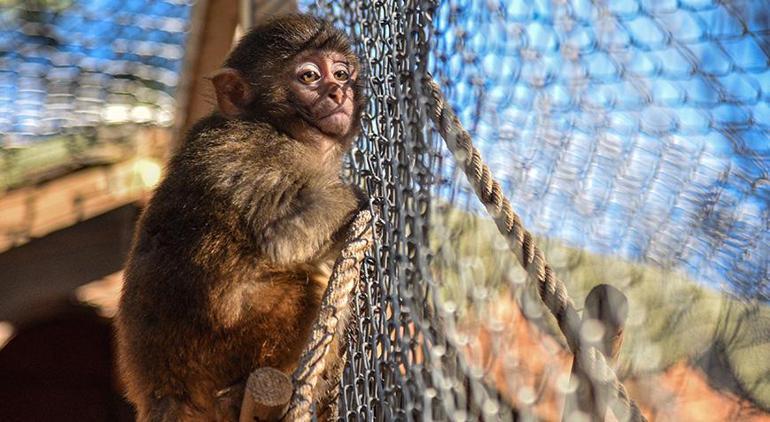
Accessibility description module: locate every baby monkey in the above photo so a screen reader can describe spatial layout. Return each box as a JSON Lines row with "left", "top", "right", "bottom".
{"left": 115, "top": 14, "right": 366, "bottom": 421}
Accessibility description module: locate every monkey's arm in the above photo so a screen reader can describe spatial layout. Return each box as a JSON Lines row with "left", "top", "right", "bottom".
{"left": 186, "top": 120, "right": 364, "bottom": 266}
{"left": 252, "top": 176, "right": 363, "bottom": 266}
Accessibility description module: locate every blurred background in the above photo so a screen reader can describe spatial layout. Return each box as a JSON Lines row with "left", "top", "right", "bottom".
{"left": 0, "top": 0, "right": 768, "bottom": 420}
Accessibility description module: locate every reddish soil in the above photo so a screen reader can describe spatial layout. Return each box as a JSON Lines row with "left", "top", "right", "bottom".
{"left": 464, "top": 296, "right": 770, "bottom": 421}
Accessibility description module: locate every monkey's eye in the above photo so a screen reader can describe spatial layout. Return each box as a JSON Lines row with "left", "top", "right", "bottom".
{"left": 334, "top": 70, "right": 350, "bottom": 81}
{"left": 299, "top": 70, "right": 321, "bottom": 84}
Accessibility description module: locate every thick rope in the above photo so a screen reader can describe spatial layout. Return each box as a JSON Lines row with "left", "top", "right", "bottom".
{"left": 283, "top": 210, "right": 374, "bottom": 421}
{"left": 424, "top": 77, "right": 646, "bottom": 422}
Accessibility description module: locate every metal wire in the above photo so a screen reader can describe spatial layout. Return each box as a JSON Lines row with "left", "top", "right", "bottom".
{"left": 299, "top": 0, "right": 770, "bottom": 420}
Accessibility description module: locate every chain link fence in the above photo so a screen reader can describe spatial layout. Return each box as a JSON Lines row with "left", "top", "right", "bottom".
{"left": 302, "top": 0, "right": 770, "bottom": 419}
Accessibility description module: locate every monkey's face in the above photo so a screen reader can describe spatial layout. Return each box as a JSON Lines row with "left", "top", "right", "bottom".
{"left": 287, "top": 50, "right": 357, "bottom": 137}
{"left": 213, "top": 15, "right": 365, "bottom": 148}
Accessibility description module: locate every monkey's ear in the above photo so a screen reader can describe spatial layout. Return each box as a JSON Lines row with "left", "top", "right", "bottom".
{"left": 210, "top": 68, "right": 254, "bottom": 118}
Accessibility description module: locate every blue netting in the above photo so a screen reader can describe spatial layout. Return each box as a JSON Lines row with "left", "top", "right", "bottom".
{"left": 0, "top": 0, "right": 192, "bottom": 143}
{"left": 428, "top": 0, "right": 770, "bottom": 300}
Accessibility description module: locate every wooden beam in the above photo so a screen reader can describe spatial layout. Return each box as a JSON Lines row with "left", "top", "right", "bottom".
{"left": 0, "top": 128, "right": 170, "bottom": 253}
{"left": 174, "top": 0, "right": 239, "bottom": 141}
{"left": 251, "top": 0, "right": 298, "bottom": 23}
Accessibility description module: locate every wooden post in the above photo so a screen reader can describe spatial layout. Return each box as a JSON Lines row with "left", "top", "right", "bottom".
{"left": 562, "top": 284, "right": 628, "bottom": 421}
{"left": 239, "top": 367, "right": 293, "bottom": 422}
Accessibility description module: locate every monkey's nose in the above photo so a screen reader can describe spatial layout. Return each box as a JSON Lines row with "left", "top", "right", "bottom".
{"left": 327, "top": 85, "right": 344, "bottom": 104}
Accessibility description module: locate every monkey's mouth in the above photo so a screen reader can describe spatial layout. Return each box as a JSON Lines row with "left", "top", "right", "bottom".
{"left": 318, "top": 109, "right": 350, "bottom": 120}
{"left": 314, "top": 110, "right": 351, "bottom": 135}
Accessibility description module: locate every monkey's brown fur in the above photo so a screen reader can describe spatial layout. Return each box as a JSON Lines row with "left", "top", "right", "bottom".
{"left": 115, "top": 14, "right": 365, "bottom": 421}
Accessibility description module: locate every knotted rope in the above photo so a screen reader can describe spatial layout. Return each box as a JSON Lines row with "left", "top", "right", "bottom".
{"left": 424, "top": 77, "right": 646, "bottom": 422}
{"left": 283, "top": 209, "right": 375, "bottom": 421}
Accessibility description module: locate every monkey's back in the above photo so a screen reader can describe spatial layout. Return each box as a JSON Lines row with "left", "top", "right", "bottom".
{"left": 115, "top": 117, "right": 338, "bottom": 420}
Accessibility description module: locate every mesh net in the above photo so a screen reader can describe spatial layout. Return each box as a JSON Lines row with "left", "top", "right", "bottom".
{"left": 425, "top": 0, "right": 770, "bottom": 300}
{"left": 300, "top": 0, "right": 770, "bottom": 419}
{"left": 0, "top": 0, "right": 189, "bottom": 137}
